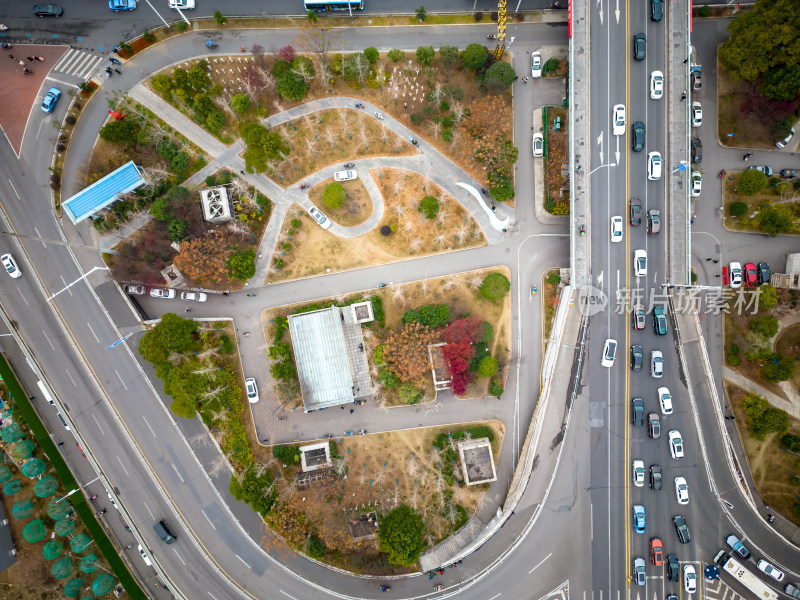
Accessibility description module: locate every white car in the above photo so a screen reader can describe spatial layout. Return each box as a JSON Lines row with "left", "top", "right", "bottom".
{"left": 374, "top": 111, "right": 384, "bottom": 120}
{"left": 650, "top": 350, "right": 663, "bottom": 378}
{"left": 634, "top": 249, "right": 647, "bottom": 278}
{"left": 107, "top": 492, "right": 118, "bottom": 510}
{"left": 691, "top": 102, "right": 702, "bottom": 127}
{"left": 776, "top": 127, "right": 795, "bottom": 149}
{"left": 532, "top": 132, "right": 544, "bottom": 157}
{"left": 669, "top": 430, "right": 684, "bottom": 459}
{"left": 757, "top": 560, "right": 785, "bottom": 581}
{"left": 729, "top": 262, "right": 742, "bottom": 289}
{"left": 180, "top": 291, "right": 208, "bottom": 302}
{"left": 650, "top": 71, "right": 664, "bottom": 99}
{"left": 684, "top": 564, "right": 697, "bottom": 593}
{"left": 647, "top": 152, "right": 662, "bottom": 180}
{"left": 150, "top": 288, "right": 176, "bottom": 299}
{"left": 334, "top": 170, "right": 356, "bottom": 182}
{"left": 674, "top": 476, "right": 689, "bottom": 505}
{"left": 612, "top": 104, "right": 626, "bottom": 136}
{"left": 168, "top": 0, "right": 195, "bottom": 8}
{"left": 633, "top": 459, "right": 645, "bottom": 487}
{"left": 0, "top": 253, "right": 21, "bottom": 279}
{"left": 658, "top": 386, "right": 673, "bottom": 414}
{"left": 610, "top": 216, "right": 623, "bottom": 243}
{"left": 531, "top": 51, "right": 542, "bottom": 78}
{"left": 691, "top": 171, "right": 702, "bottom": 197}
{"left": 308, "top": 206, "right": 332, "bottom": 230}
{"left": 125, "top": 284, "right": 146, "bottom": 295}
{"left": 245, "top": 377, "right": 259, "bottom": 404}
{"left": 138, "top": 544, "right": 152, "bottom": 567}
{"left": 601, "top": 338, "right": 617, "bottom": 368}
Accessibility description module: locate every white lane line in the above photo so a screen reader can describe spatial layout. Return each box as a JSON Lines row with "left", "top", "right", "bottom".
{"left": 527, "top": 552, "right": 552, "bottom": 574}
{"left": 115, "top": 369, "right": 127, "bottom": 391}
{"left": 488, "top": 594, "right": 501, "bottom": 600}
{"left": 42, "top": 329, "right": 55, "bottom": 351}
{"left": 16, "top": 287, "right": 29, "bottom": 306}
{"left": 86, "top": 322, "right": 100, "bottom": 343}
{"left": 170, "top": 462, "right": 185, "bottom": 484}
{"left": 144, "top": 503, "right": 155, "bottom": 520}
{"left": 202, "top": 509, "right": 216, "bottom": 530}
{"left": 142, "top": 416, "right": 156, "bottom": 438}
{"left": 65, "top": 368, "right": 77, "bottom": 388}
{"left": 172, "top": 547, "right": 185, "bottom": 565}
{"left": 59, "top": 275, "right": 72, "bottom": 296}
{"left": 34, "top": 227, "right": 47, "bottom": 248}
{"left": 91, "top": 413, "right": 104, "bottom": 435}
{"left": 590, "top": 502, "right": 593, "bottom": 540}
{"left": 116, "top": 455, "right": 130, "bottom": 477}
{"left": 208, "top": 593, "right": 221, "bottom": 600}
{"left": 280, "top": 591, "right": 300, "bottom": 600}
{"left": 235, "top": 554, "right": 250, "bottom": 568}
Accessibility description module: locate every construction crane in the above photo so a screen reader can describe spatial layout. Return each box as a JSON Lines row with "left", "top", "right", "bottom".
{"left": 493, "top": 0, "right": 507, "bottom": 60}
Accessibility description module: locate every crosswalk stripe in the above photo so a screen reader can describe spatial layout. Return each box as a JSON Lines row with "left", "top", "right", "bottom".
{"left": 73, "top": 55, "right": 102, "bottom": 78}
{"left": 52, "top": 48, "right": 78, "bottom": 71}
{"left": 51, "top": 49, "right": 104, "bottom": 78}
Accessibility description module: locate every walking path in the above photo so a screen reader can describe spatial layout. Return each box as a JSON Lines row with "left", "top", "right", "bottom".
{"left": 722, "top": 366, "right": 800, "bottom": 419}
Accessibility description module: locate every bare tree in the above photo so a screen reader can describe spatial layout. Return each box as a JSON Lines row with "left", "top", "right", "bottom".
{"left": 250, "top": 43, "right": 265, "bottom": 65}
{"left": 227, "top": 219, "right": 253, "bottom": 239}
{"left": 292, "top": 61, "right": 315, "bottom": 85}
{"left": 294, "top": 26, "right": 341, "bottom": 68}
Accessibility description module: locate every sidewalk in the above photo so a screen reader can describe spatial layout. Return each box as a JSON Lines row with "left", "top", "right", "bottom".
{"left": 722, "top": 367, "right": 800, "bottom": 419}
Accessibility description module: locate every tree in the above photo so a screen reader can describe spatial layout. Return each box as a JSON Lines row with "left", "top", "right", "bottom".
{"left": 139, "top": 312, "right": 199, "bottom": 366}
{"left": 241, "top": 123, "right": 289, "bottom": 172}
{"left": 174, "top": 231, "right": 236, "bottom": 284}
{"left": 343, "top": 52, "right": 370, "bottom": 87}
{"left": 231, "top": 94, "right": 250, "bottom": 113}
{"left": 478, "top": 356, "right": 498, "bottom": 377}
{"left": 415, "top": 5, "right": 427, "bottom": 21}
{"left": 152, "top": 74, "right": 173, "bottom": 96}
{"left": 228, "top": 249, "right": 256, "bottom": 281}
{"left": 306, "top": 9, "right": 318, "bottom": 22}
{"left": 480, "top": 272, "right": 511, "bottom": 300}
{"left": 364, "top": 47, "right": 379, "bottom": 64}
{"left": 187, "top": 65, "right": 212, "bottom": 94}
{"left": 480, "top": 321, "right": 494, "bottom": 343}
{"left": 415, "top": 45, "right": 435, "bottom": 67}
{"left": 749, "top": 314, "right": 778, "bottom": 338}
{"left": 149, "top": 197, "right": 172, "bottom": 221}
{"left": 758, "top": 285, "right": 778, "bottom": 312}
{"left": 229, "top": 464, "right": 277, "bottom": 516}
{"left": 761, "top": 353, "right": 795, "bottom": 382}
{"left": 484, "top": 61, "right": 516, "bottom": 90}
{"left": 378, "top": 505, "right": 425, "bottom": 566}
{"left": 729, "top": 201, "right": 748, "bottom": 217}
{"left": 388, "top": 49, "right": 405, "bottom": 63}
{"left": 461, "top": 43, "right": 488, "bottom": 70}
{"left": 277, "top": 71, "right": 307, "bottom": 100}
{"left": 99, "top": 119, "right": 138, "bottom": 145}
{"left": 760, "top": 63, "right": 800, "bottom": 101}
{"left": 736, "top": 169, "right": 767, "bottom": 195}
{"left": 740, "top": 392, "right": 790, "bottom": 439}
{"left": 292, "top": 56, "right": 315, "bottom": 84}
{"left": 398, "top": 384, "right": 423, "bottom": 405}
{"left": 213, "top": 10, "right": 226, "bottom": 24}
{"left": 759, "top": 204, "right": 793, "bottom": 237}
{"left": 439, "top": 45, "right": 461, "bottom": 71}
{"left": 402, "top": 304, "right": 452, "bottom": 328}
{"left": 295, "top": 26, "right": 340, "bottom": 69}
{"left": 278, "top": 45, "right": 296, "bottom": 63}
{"left": 382, "top": 322, "right": 439, "bottom": 382}
{"left": 322, "top": 182, "right": 346, "bottom": 209}
{"left": 489, "top": 378, "right": 504, "bottom": 396}
{"left": 206, "top": 110, "right": 225, "bottom": 132}
{"left": 167, "top": 218, "right": 188, "bottom": 242}
{"left": 418, "top": 195, "right": 440, "bottom": 218}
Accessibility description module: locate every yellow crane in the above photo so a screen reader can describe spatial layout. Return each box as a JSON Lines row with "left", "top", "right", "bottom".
{"left": 493, "top": 0, "right": 507, "bottom": 60}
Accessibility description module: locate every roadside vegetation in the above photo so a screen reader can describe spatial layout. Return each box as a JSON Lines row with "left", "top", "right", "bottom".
{"left": 722, "top": 171, "right": 800, "bottom": 236}
{"left": 542, "top": 106, "right": 570, "bottom": 215}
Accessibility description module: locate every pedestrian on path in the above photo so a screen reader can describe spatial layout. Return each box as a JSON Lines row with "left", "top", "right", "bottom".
{"left": 706, "top": 258, "right": 712, "bottom": 261}
{"left": 125, "top": 544, "right": 133, "bottom": 550}
{"left": 18, "top": 60, "right": 24, "bottom": 66}
{"left": 8, "top": 54, "right": 14, "bottom": 60}
{"left": 681, "top": 93, "right": 686, "bottom": 101}
{"left": 99, "top": 508, "right": 107, "bottom": 515}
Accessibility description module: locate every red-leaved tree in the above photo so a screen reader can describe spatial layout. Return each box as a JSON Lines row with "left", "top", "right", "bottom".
{"left": 442, "top": 318, "right": 484, "bottom": 395}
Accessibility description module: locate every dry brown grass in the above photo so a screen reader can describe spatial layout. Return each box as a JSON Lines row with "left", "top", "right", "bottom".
{"left": 722, "top": 172, "right": 800, "bottom": 235}
{"left": 717, "top": 64, "right": 774, "bottom": 150}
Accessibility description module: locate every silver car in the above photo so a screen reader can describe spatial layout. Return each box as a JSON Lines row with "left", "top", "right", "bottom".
{"left": 651, "top": 350, "right": 663, "bottom": 378}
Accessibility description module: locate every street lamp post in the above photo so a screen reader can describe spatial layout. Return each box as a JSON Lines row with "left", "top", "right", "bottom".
{"left": 586, "top": 162, "right": 617, "bottom": 177}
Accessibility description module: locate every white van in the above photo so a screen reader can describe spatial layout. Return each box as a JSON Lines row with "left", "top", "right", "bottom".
{"left": 37, "top": 380, "right": 55, "bottom": 405}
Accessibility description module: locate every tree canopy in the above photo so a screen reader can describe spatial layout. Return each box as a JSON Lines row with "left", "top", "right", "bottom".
{"left": 480, "top": 272, "right": 511, "bottom": 300}
{"left": 378, "top": 505, "right": 425, "bottom": 566}
{"left": 139, "top": 313, "right": 199, "bottom": 367}
{"left": 241, "top": 123, "right": 289, "bottom": 172}
{"left": 462, "top": 44, "right": 488, "bottom": 70}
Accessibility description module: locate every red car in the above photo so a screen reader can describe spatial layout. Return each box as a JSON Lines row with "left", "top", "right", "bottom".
{"left": 722, "top": 265, "right": 729, "bottom": 286}
{"left": 651, "top": 537, "right": 664, "bottom": 566}
{"left": 744, "top": 263, "right": 757, "bottom": 287}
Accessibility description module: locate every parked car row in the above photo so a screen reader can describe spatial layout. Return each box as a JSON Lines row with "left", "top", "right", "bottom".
{"left": 721, "top": 261, "right": 769, "bottom": 288}
{"left": 125, "top": 285, "right": 208, "bottom": 301}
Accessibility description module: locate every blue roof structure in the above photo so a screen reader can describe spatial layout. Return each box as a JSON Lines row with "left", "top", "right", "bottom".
{"left": 63, "top": 161, "right": 145, "bottom": 224}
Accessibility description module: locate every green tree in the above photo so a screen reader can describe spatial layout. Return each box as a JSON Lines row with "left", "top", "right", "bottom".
{"left": 418, "top": 195, "right": 440, "bottom": 218}
{"left": 415, "top": 5, "right": 427, "bottom": 21}
{"left": 187, "top": 65, "right": 212, "bottom": 94}
{"left": 749, "top": 314, "right": 778, "bottom": 338}
{"left": 231, "top": 94, "right": 250, "bottom": 113}
{"left": 462, "top": 44, "right": 488, "bottom": 70}
{"left": 152, "top": 74, "right": 173, "bottom": 96}
{"left": 276, "top": 71, "right": 307, "bottom": 100}
{"left": 206, "top": 110, "right": 225, "bottom": 132}
{"left": 548, "top": 272, "right": 562, "bottom": 285}
{"left": 480, "top": 321, "right": 494, "bottom": 343}
{"left": 229, "top": 464, "right": 277, "bottom": 516}
{"left": 241, "top": 123, "right": 289, "bottom": 172}
{"left": 228, "top": 249, "right": 256, "bottom": 281}
{"left": 478, "top": 355, "right": 498, "bottom": 377}
{"left": 99, "top": 119, "right": 138, "bottom": 145}
{"left": 729, "top": 201, "right": 748, "bottom": 217}
{"left": 758, "top": 285, "right": 778, "bottom": 312}
{"left": 761, "top": 353, "right": 795, "bottom": 382}
{"left": 306, "top": 536, "right": 326, "bottom": 559}
{"left": 736, "top": 169, "right": 767, "bottom": 195}
{"left": 438, "top": 45, "right": 461, "bottom": 70}
{"left": 167, "top": 218, "right": 188, "bottom": 242}
{"left": 398, "top": 384, "right": 423, "bottom": 405}
{"left": 343, "top": 52, "right": 370, "bottom": 87}
{"left": 172, "top": 67, "right": 189, "bottom": 91}
{"left": 415, "top": 45, "right": 435, "bottom": 67}
{"left": 322, "top": 182, "right": 346, "bottom": 209}
{"left": 213, "top": 10, "right": 226, "bottom": 24}
{"left": 484, "top": 61, "right": 516, "bottom": 90}
{"left": 489, "top": 378, "right": 504, "bottom": 396}
{"left": 149, "top": 197, "right": 172, "bottom": 222}
{"left": 480, "top": 272, "right": 511, "bottom": 301}
{"left": 273, "top": 444, "right": 301, "bottom": 465}
{"left": 306, "top": 9, "right": 318, "bottom": 22}
{"left": 388, "top": 49, "right": 405, "bottom": 63}
{"left": 759, "top": 204, "right": 793, "bottom": 237}
{"left": 378, "top": 505, "right": 425, "bottom": 566}
{"left": 364, "top": 47, "right": 379, "bottom": 64}
{"left": 378, "top": 366, "right": 400, "bottom": 389}
{"left": 138, "top": 312, "right": 199, "bottom": 366}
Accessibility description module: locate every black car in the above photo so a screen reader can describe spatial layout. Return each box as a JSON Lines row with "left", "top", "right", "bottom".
{"left": 649, "top": 464, "right": 662, "bottom": 490}
{"left": 632, "top": 398, "right": 644, "bottom": 426}
{"left": 633, "top": 33, "right": 646, "bottom": 61}
{"left": 673, "top": 515, "right": 691, "bottom": 544}
{"left": 781, "top": 168, "right": 800, "bottom": 179}
{"left": 691, "top": 138, "right": 703, "bottom": 164}
{"left": 653, "top": 306, "right": 667, "bottom": 336}
{"left": 647, "top": 209, "right": 661, "bottom": 236}
{"left": 757, "top": 262, "right": 770, "bottom": 285}
{"left": 630, "top": 199, "right": 642, "bottom": 225}
{"left": 632, "top": 122, "right": 646, "bottom": 152}
{"left": 650, "top": 0, "right": 664, "bottom": 21}
{"left": 667, "top": 555, "right": 680, "bottom": 582}
{"left": 631, "top": 345, "right": 643, "bottom": 372}
{"left": 33, "top": 3, "right": 63, "bottom": 16}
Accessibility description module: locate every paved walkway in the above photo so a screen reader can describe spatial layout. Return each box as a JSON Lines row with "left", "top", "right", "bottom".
{"left": 722, "top": 366, "right": 800, "bottom": 419}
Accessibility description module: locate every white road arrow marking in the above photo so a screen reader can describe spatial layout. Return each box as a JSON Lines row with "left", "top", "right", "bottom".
{"left": 597, "top": 271, "right": 604, "bottom": 287}
{"left": 598, "top": 0, "right": 604, "bottom": 24}
{"left": 615, "top": 0, "right": 620, "bottom": 23}
{"left": 598, "top": 131, "right": 605, "bottom": 164}
{"left": 615, "top": 135, "right": 620, "bottom": 165}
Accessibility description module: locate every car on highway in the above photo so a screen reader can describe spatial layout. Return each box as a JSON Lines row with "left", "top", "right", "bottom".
{"left": 691, "top": 102, "right": 702, "bottom": 127}
{"left": 651, "top": 350, "right": 663, "bottom": 378}
{"left": 673, "top": 514, "right": 690, "bottom": 543}
{"left": 631, "top": 345, "right": 643, "bottom": 372}
{"left": 601, "top": 339, "right": 617, "bottom": 367}
{"left": 650, "top": 71, "right": 664, "bottom": 99}
{"left": 634, "top": 249, "right": 647, "bottom": 277}
{"left": 647, "top": 151, "right": 662, "bottom": 180}
{"left": 168, "top": 0, "right": 195, "bottom": 7}
{"left": 138, "top": 544, "right": 152, "bottom": 567}
{"left": 632, "top": 398, "right": 644, "bottom": 427}
{"left": 245, "top": 377, "right": 259, "bottom": 403}
{"left": 612, "top": 104, "right": 626, "bottom": 136}
{"left": 674, "top": 477, "right": 689, "bottom": 504}
{"left": 125, "top": 284, "right": 145, "bottom": 295}
{"left": 180, "top": 291, "right": 208, "bottom": 302}
{"left": 532, "top": 132, "right": 544, "bottom": 157}
{"left": 633, "top": 304, "right": 646, "bottom": 330}
{"left": 784, "top": 584, "right": 800, "bottom": 599}
{"left": 611, "top": 216, "right": 623, "bottom": 242}
{"left": 633, "top": 459, "right": 645, "bottom": 487}
{"left": 651, "top": 538, "right": 663, "bottom": 566}
{"left": 744, "top": 263, "right": 757, "bottom": 287}
{"left": 632, "top": 122, "right": 645, "bottom": 152}
{"left": 748, "top": 165, "right": 774, "bottom": 176}
{"left": 669, "top": 430, "right": 684, "bottom": 459}
{"left": 781, "top": 168, "right": 800, "bottom": 179}
{"left": 757, "top": 560, "right": 784, "bottom": 581}
{"left": 648, "top": 413, "right": 661, "bottom": 439}
{"left": 667, "top": 555, "right": 680, "bottom": 582}
{"left": 630, "top": 199, "right": 642, "bottom": 225}
{"left": 57, "top": 412, "right": 69, "bottom": 430}
{"left": 109, "top": 0, "right": 136, "bottom": 10}
{"left": 334, "top": 170, "right": 357, "bottom": 182}
{"left": 729, "top": 262, "right": 743, "bottom": 289}
{"left": 691, "top": 171, "right": 702, "bottom": 197}
{"left": 649, "top": 464, "right": 662, "bottom": 490}
{"left": 692, "top": 69, "right": 702, "bottom": 91}
{"left": 776, "top": 127, "right": 795, "bottom": 149}
{"left": 684, "top": 564, "right": 697, "bottom": 593}
{"left": 647, "top": 209, "right": 660, "bottom": 235}
{"left": 650, "top": 0, "right": 663, "bottom": 21}
{"left": 633, "top": 33, "right": 646, "bottom": 61}
{"left": 658, "top": 387, "right": 673, "bottom": 414}
{"left": 308, "top": 206, "right": 332, "bottom": 229}
{"left": 41, "top": 87, "right": 62, "bottom": 113}
{"left": 757, "top": 262, "right": 770, "bottom": 285}
{"left": 691, "top": 137, "right": 702, "bottom": 163}
{"left": 653, "top": 306, "right": 667, "bottom": 335}
{"left": 149, "top": 288, "right": 175, "bottom": 299}
{"left": 107, "top": 492, "right": 118, "bottom": 510}
{"left": 725, "top": 534, "right": 752, "bottom": 560}
{"left": 33, "top": 4, "right": 63, "bottom": 16}
{"left": 633, "top": 505, "right": 646, "bottom": 533}
{"left": 531, "top": 51, "right": 542, "bottom": 78}
{"left": 1, "top": 253, "right": 21, "bottom": 279}
{"left": 634, "top": 557, "right": 646, "bottom": 586}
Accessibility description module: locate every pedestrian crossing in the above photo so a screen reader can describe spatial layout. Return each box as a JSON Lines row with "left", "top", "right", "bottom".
{"left": 704, "top": 574, "right": 748, "bottom": 600}
{"left": 52, "top": 48, "right": 104, "bottom": 79}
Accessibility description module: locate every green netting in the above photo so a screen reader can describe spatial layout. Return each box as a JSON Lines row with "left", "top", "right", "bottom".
{"left": 47, "top": 497, "right": 71, "bottom": 519}
{"left": 54, "top": 518, "right": 75, "bottom": 537}
{"left": 70, "top": 534, "right": 92, "bottom": 553}
{"left": 51, "top": 556, "right": 74, "bottom": 579}
{"left": 91, "top": 573, "right": 115, "bottom": 595}
{"left": 0, "top": 464, "right": 12, "bottom": 483}
{"left": 3, "top": 479, "right": 22, "bottom": 495}
{"left": 21, "top": 457, "right": 46, "bottom": 478}
{"left": 79, "top": 553, "right": 100, "bottom": 574}
{"left": 9, "top": 439, "right": 34, "bottom": 459}
{"left": 11, "top": 499, "right": 34, "bottom": 519}
{"left": 1, "top": 423, "right": 24, "bottom": 442}
{"left": 22, "top": 519, "right": 46, "bottom": 543}
{"left": 34, "top": 474, "right": 57, "bottom": 497}
{"left": 79, "top": 596, "right": 97, "bottom": 600}
{"left": 43, "top": 540, "right": 64, "bottom": 560}
{"left": 63, "top": 577, "right": 84, "bottom": 597}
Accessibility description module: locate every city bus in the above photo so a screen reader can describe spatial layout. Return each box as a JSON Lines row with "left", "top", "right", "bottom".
{"left": 303, "top": 0, "right": 365, "bottom": 12}
{"left": 714, "top": 550, "right": 779, "bottom": 600}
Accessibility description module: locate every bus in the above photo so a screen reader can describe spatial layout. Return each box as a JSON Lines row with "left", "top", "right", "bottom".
{"left": 303, "top": 0, "right": 365, "bottom": 12}
{"left": 714, "top": 550, "right": 779, "bottom": 600}
{"left": 37, "top": 380, "right": 55, "bottom": 405}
